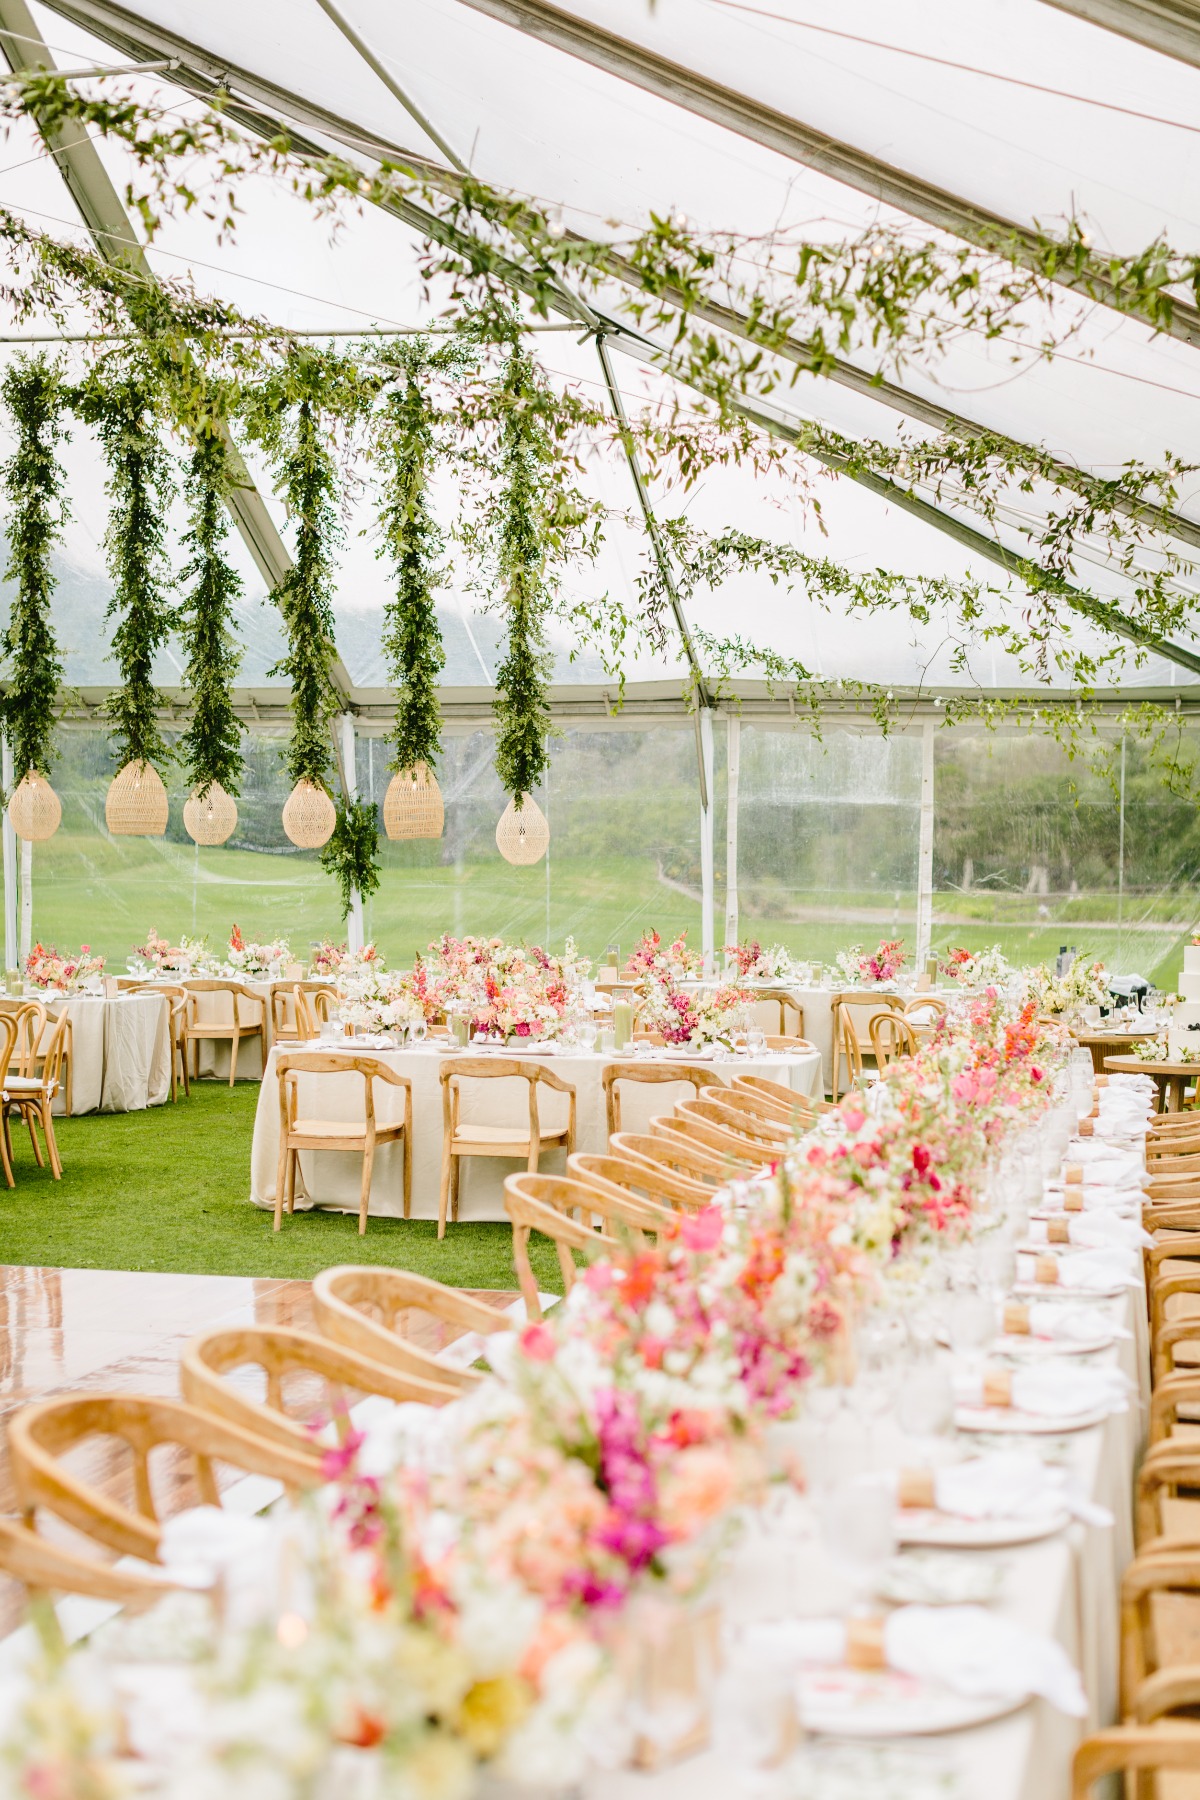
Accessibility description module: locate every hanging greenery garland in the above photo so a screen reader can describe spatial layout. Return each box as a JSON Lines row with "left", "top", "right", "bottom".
{"left": 177, "top": 412, "right": 244, "bottom": 839}
{"left": 319, "top": 793, "right": 382, "bottom": 919}
{"left": 74, "top": 365, "right": 175, "bottom": 830}
{"left": 0, "top": 353, "right": 67, "bottom": 820}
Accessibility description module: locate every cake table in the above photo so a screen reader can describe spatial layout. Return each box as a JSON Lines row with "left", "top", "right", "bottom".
{"left": 1103, "top": 1053, "right": 1198, "bottom": 1112}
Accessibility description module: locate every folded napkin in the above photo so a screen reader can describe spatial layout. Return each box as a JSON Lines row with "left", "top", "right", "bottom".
{"left": 1046, "top": 1180, "right": 1146, "bottom": 1211}
{"left": 953, "top": 1361, "right": 1128, "bottom": 1419}
{"left": 1021, "top": 1246, "right": 1139, "bottom": 1291}
{"left": 751, "top": 1606, "right": 1086, "bottom": 1715}
{"left": 1067, "top": 1144, "right": 1145, "bottom": 1185}
{"left": 1005, "top": 1299, "right": 1126, "bottom": 1345}
{"left": 1026, "top": 1214, "right": 1151, "bottom": 1251}
{"left": 894, "top": 1448, "right": 1111, "bottom": 1526}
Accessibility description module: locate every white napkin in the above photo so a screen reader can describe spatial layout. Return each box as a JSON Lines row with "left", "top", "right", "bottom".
{"left": 953, "top": 1361, "right": 1128, "bottom": 1418}
{"left": 1026, "top": 1214, "right": 1151, "bottom": 1250}
{"left": 754, "top": 1607, "right": 1086, "bottom": 1715}
{"left": 1023, "top": 1246, "right": 1139, "bottom": 1291}
{"left": 157, "top": 1506, "right": 303, "bottom": 1631}
{"left": 1022, "top": 1300, "right": 1126, "bottom": 1344}
{"left": 1045, "top": 1180, "right": 1146, "bottom": 1211}
{"left": 905, "top": 1449, "right": 1113, "bottom": 1528}
{"left": 1067, "top": 1143, "right": 1144, "bottom": 1185}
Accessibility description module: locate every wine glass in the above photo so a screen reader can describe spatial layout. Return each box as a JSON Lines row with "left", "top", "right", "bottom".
{"left": 577, "top": 1018, "right": 599, "bottom": 1054}
{"left": 409, "top": 1017, "right": 427, "bottom": 1045}
{"left": 747, "top": 1026, "right": 767, "bottom": 1057}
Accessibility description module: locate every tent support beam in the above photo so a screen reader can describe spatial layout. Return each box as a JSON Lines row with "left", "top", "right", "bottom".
{"left": 916, "top": 719, "right": 935, "bottom": 967}
{"left": 699, "top": 707, "right": 715, "bottom": 973}
{"left": 448, "top": 0, "right": 1200, "bottom": 350}
{"left": 724, "top": 713, "right": 740, "bottom": 953}
{"left": 1036, "top": 0, "right": 1200, "bottom": 67}
{"left": 310, "top": 0, "right": 466, "bottom": 173}
{"left": 33, "top": 0, "right": 1200, "bottom": 563}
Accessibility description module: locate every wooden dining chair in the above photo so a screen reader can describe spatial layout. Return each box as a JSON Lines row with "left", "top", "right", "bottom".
{"left": 869, "top": 1009, "right": 919, "bottom": 1070}
{"left": 275, "top": 1051, "right": 412, "bottom": 1233}
{"left": 675, "top": 1092, "right": 791, "bottom": 1150}
{"left": 608, "top": 1128, "right": 728, "bottom": 1188}
{"left": 0, "top": 1011, "right": 22, "bottom": 1186}
{"left": 0, "top": 997, "right": 46, "bottom": 1077}
{"left": 830, "top": 994, "right": 902, "bottom": 1100}
{"left": 1119, "top": 1550, "right": 1200, "bottom": 1719}
{"left": 601, "top": 1059, "right": 717, "bottom": 1137}
{"left": 10, "top": 999, "right": 72, "bottom": 1117}
{"left": 128, "top": 983, "right": 189, "bottom": 1102}
{"left": 731, "top": 1072, "right": 833, "bottom": 1118}
{"left": 181, "top": 980, "right": 267, "bottom": 1086}
{"left": 647, "top": 1112, "right": 769, "bottom": 1173}
{"left": 0, "top": 1512, "right": 177, "bottom": 1611}
{"left": 3, "top": 1010, "right": 68, "bottom": 1179}
{"left": 274, "top": 981, "right": 337, "bottom": 1046}
{"left": 312, "top": 1266, "right": 513, "bottom": 1390}
{"left": 706, "top": 1086, "right": 799, "bottom": 1141}
{"left": 1072, "top": 1724, "right": 1200, "bottom": 1798}
{"left": 180, "top": 1325, "right": 460, "bottom": 1455}
{"left": 567, "top": 1149, "right": 713, "bottom": 1211}
{"left": 762, "top": 1034, "right": 814, "bottom": 1052}
{"left": 438, "top": 1057, "right": 577, "bottom": 1239}
{"left": 1135, "top": 1442, "right": 1200, "bottom": 1553}
{"left": 7, "top": 1393, "right": 319, "bottom": 1564}
{"left": 503, "top": 1171, "right": 668, "bottom": 1320}
{"left": 743, "top": 989, "right": 805, "bottom": 1038}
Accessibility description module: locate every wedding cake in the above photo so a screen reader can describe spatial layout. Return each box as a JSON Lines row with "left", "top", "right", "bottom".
{"left": 1170, "top": 939, "right": 1200, "bottom": 1060}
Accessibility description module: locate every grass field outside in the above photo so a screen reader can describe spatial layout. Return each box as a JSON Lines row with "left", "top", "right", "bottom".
{"left": 0, "top": 1082, "right": 565, "bottom": 1292}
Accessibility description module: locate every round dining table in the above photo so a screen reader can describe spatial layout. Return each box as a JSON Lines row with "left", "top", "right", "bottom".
{"left": 248, "top": 1038, "right": 824, "bottom": 1223}
{"left": 1103, "top": 1052, "right": 1198, "bottom": 1112}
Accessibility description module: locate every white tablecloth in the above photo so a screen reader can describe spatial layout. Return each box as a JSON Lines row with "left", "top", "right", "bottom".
{"left": 42, "top": 993, "right": 171, "bottom": 1115}
{"left": 248, "top": 1042, "right": 823, "bottom": 1221}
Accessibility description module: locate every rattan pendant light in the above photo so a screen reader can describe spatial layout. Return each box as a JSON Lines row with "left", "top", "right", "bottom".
{"left": 183, "top": 780, "right": 238, "bottom": 846}
{"left": 383, "top": 762, "right": 444, "bottom": 840}
{"left": 7, "top": 772, "right": 62, "bottom": 842}
{"left": 105, "top": 760, "right": 168, "bottom": 836}
{"left": 496, "top": 795, "right": 549, "bottom": 865}
{"left": 282, "top": 778, "right": 336, "bottom": 849}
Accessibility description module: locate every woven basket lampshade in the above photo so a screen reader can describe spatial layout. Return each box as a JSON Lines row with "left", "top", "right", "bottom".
{"left": 383, "top": 762, "right": 444, "bottom": 840}
{"left": 7, "top": 772, "right": 62, "bottom": 842}
{"left": 282, "top": 779, "right": 336, "bottom": 849}
{"left": 105, "top": 760, "right": 168, "bottom": 836}
{"left": 496, "top": 795, "right": 550, "bottom": 866}
{"left": 183, "top": 780, "right": 238, "bottom": 846}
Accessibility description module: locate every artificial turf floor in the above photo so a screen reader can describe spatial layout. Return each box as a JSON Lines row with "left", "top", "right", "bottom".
{"left": 0, "top": 1081, "right": 563, "bottom": 1291}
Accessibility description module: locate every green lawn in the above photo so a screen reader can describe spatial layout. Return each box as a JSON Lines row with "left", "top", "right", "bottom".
{"left": 0, "top": 1082, "right": 563, "bottom": 1291}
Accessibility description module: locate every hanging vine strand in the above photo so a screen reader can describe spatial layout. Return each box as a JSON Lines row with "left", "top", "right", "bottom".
{"left": 177, "top": 414, "right": 244, "bottom": 798}
{"left": 320, "top": 793, "right": 382, "bottom": 918}
{"left": 0, "top": 352, "right": 67, "bottom": 782}
{"left": 74, "top": 365, "right": 175, "bottom": 774}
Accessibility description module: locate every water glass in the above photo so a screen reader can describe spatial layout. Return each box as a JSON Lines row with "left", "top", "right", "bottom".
{"left": 576, "top": 1019, "right": 599, "bottom": 1053}
{"left": 747, "top": 1026, "right": 767, "bottom": 1056}
{"left": 818, "top": 1475, "right": 896, "bottom": 1604}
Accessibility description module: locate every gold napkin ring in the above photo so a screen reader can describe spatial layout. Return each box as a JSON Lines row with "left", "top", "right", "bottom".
{"left": 1003, "top": 1302, "right": 1030, "bottom": 1334}
{"left": 846, "top": 1617, "right": 887, "bottom": 1670}
{"left": 1048, "top": 1218, "right": 1071, "bottom": 1244}
{"left": 1078, "top": 1119, "right": 1095, "bottom": 1137}
{"left": 897, "top": 1468, "right": 936, "bottom": 1508}
{"left": 1035, "top": 1253, "right": 1060, "bottom": 1285}
{"left": 983, "top": 1368, "right": 1013, "bottom": 1407}
{"left": 1064, "top": 1163, "right": 1084, "bottom": 1185}
{"left": 1064, "top": 1190, "right": 1084, "bottom": 1212}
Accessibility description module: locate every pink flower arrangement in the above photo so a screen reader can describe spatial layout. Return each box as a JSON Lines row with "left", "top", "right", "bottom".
{"left": 313, "top": 939, "right": 382, "bottom": 975}
{"left": 638, "top": 978, "right": 749, "bottom": 1048}
{"left": 859, "top": 937, "right": 906, "bottom": 983}
{"left": 624, "top": 928, "right": 703, "bottom": 985}
{"left": 25, "top": 943, "right": 104, "bottom": 991}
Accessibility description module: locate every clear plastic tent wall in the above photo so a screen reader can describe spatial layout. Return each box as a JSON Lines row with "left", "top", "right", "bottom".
{"left": 0, "top": 0, "right": 1198, "bottom": 979}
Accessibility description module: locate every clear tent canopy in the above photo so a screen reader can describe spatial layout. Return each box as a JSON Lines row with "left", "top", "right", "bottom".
{"left": 0, "top": 0, "right": 1198, "bottom": 979}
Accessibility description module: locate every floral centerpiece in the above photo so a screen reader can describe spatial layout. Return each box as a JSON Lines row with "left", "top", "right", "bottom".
{"left": 1030, "top": 953, "right": 1109, "bottom": 1016}
{"left": 426, "top": 934, "right": 587, "bottom": 1042}
{"left": 129, "top": 929, "right": 211, "bottom": 975}
{"left": 25, "top": 943, "right": 104, "bottom": 992}
{"left": 939, "top": 943, "right": 1011, "bottom": 986}
{"left": 723, "top": 940, "right": 803, "bottom": 982}
{"left": 224, "top": 924, "right": 291, "bottom": 978}
{"left": 340, "top": 978, "right": 428, "bottom": 1037}
{"left": 833, "top": 938, "right": 906, "bottom": 985}
{"left": 638, "top": 978, "right": 749, "bottom": 1049}
{"left": 624, "top": 929, "right": 703, "bottom": 986}
{"left": 313, "top": 939, "right": 384, "bottom": 978}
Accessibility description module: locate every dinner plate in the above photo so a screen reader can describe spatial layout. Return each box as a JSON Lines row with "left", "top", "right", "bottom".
{"left": 989, "top": 1326, "right": 1116, "bottom": 1358}
{"left": 796, "top": 1667, "right": 1027, "bottom": 1737}
{"left": 1011, "top": 1278, "right": 1129, "bottom": 1300}
{"left": 896, "top": 1506, "right": 1071, "bottom": 1549}
{"left": 954, "top": 1401, "right": 1112, "bottom": 1435}
{"left": 878, "top": 1552, "right": 1005, "bottom": 1606}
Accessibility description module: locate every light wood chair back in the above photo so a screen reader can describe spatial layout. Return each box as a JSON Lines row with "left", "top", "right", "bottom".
{"left": 438, "top": 1057, "right": 577, "bottom": 1239}
{"left": 870, "top": 1009, "right": 919, "bottom": 1069}
{"left": 1119, "top": 1551, "right": 1200, "bottom": 1716}
{"left": 742, "top": 989, "right": 805, "bottom": 1037}
{"left": 503, "top": 1171, "right": 667, "bottom": 1319}
{"left": 0, "top": 1512, "right": 177, "bottom": 1611}
{"left": 600, "top": 1059, "right": 716, "bottom": 1136}
{"left": 0, "top": 998, "right": 46, "bottom": 1077}
{"left": 182, "top": 980, "right": 267, "bottom": 1087}
{"left": 276, "top": 981, "right": 337, "bottom": 1044}
{"left": 3, "top": 1010, "right": 67, "bottom": 1179}
{"left": 647, "top": 1112, "right": 769, "bottom": 1173}
{"left": 312, "top": 1266, "right": 511, "bottom": 1389}
{"left": 275, "top": 1050, "right": 412, "bottom": 1233}
{"left": 731, "top": 1072, "right": 833, "bottom": 1117}
{"left": 762, "top": 1034, "right": 814, "bottom": 1052}
{"left": 7, "top": 1393, "right": 319, "bottom": 1562}
{"left": 568, "top": 1149, "right": 712, "bottom": 1211}
{"left": 180, "top": 1325, "right": 460, "bottom": 1453}
{"left": 829, "top": 993, "right": 903, "bottom": 1099}
{"left": 903, "top": 994, "right": 947, "bottom": 1028}
{"left": 608, "top": 1129, "right": 727, "bottom": 1188}
{"left": 0, "top": 1009, "right": 20, "bottom": 1186}
{"left": 727, "top": 1078, "right": 813, "bottom": 1129}
{"left": 675, "top": 1092, "right": 791, "bottom": 1149}
{"left": 1072, "top": 1724, "right": 1200, "bottom": 1797}
{"left": 706, "top": 1086, "right": 799, "bottom": 1140}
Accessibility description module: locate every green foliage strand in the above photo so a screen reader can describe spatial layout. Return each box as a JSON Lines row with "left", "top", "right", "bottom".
{"left": 1, "top": 353, "right": 66, "bottom": 781}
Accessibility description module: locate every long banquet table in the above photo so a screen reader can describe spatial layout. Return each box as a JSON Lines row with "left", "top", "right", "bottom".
{"left": 248, "top": 1039, "right": 824, "bottom": 1221}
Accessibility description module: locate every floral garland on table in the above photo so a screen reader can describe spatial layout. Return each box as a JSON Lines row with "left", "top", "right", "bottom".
{"left": 723, "top": 940, "right": 805, "bottom": 982}
{"left": 24, "top": 943, "right": 104, "bottom": 991}
{"left": 939, "top": 944, "right": 1011, "bottom": 986}
{"left": 623, "top": 928, "right": 703, "bottom": 985}
{"left": 224, "top": 924, "right": 291, "bottom": 978}
{"left": 1029, "top": 954, "right": 1109, "bottom": 1015}
{"left": 638, "top": 978, "right": 750, "bottom": 1050}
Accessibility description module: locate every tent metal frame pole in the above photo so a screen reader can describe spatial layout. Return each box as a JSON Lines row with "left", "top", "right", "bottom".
{"left": 449, "top": 0, "right": 1200, "bottom": 350}
{"left": 1036, "top": 0, "right": 1200, "bottom": 68}
{"left": 35, "top": 0, "right": 1200, "bottom": 564}
{"left": 1, "top": 737, "right": 16, "bottom": 974}
{"left": 311, "top": 0, "right": 466, "bottom": 172}
{"left": 724, "top": 713, "right": 740, "bottom": 952}
{"left": 699, "top": 706, "right": 716, "bottom": 974}
{"left": 916, "top": 718, "right": 935, "bottom": 967}
{"left": 22, "top": 0, "right": 1200, "bottom": 679}
{"left": 338, "top": 711, "right": 364, "bottom": 952}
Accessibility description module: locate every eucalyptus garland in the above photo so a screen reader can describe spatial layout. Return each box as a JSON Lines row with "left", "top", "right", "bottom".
{"left": 377, "top": 344, "right": 447, "bottom": 776}
{"left": 177, "top": 418, "right": 244, "bottom": 797}
{"left": 74, "top": 368, "right": 175, "bottom": 773}
{"left": 0, "top": 353, "right": 67, "bottom": 781}
{"left": 319, "top": 794, "right": 381, "bottom": 918}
